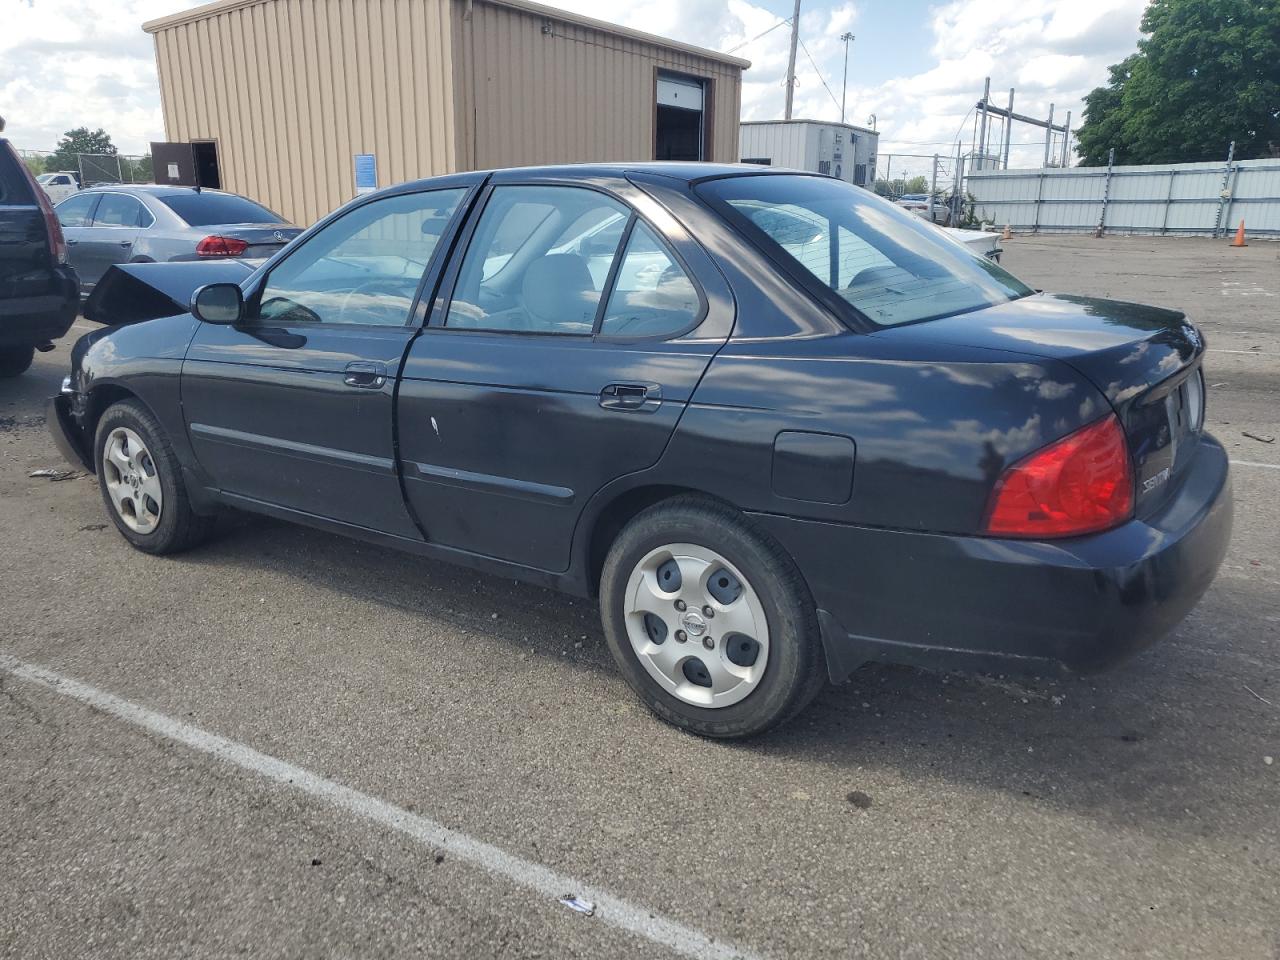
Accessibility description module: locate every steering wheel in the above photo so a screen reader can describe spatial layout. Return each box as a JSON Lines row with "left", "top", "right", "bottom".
{"left": 336, "top": 278, "right": 417, "bottom": 325}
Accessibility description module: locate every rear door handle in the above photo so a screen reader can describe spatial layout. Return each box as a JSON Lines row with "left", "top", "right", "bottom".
{"left": 344, "top": 361, "right": 387, "bottom": 389}
{"left": 599, "top": 382, "right": 661, "bottom": 411}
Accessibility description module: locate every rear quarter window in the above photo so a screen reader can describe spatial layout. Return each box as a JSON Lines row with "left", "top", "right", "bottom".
{"left": 0, "top": 143, "right": 36, "bottom": 204}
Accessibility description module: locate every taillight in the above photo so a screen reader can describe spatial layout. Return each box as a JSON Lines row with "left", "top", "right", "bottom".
{"left": 196, "top": 235, "right": 250, "bottom": 257}
{"left": 984, "top": 414, "right": 1134, "bottom": 538}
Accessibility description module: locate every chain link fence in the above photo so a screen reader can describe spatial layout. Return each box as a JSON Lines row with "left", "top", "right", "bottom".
{"left": 15, "top": 149, "right": 154, "bottom": 185}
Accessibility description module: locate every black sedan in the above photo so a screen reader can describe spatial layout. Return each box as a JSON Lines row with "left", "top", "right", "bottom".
{"left": 47, "top": 164, "right": 1232, "bottom": 738}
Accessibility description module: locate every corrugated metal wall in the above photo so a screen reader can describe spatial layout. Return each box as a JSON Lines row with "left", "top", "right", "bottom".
{"left": 148, "top": 0, "right": 458, "bottom": 226}
{"left": 969, "top": 159, "right": 1280, "bottom": 237}
{"left": 451, "top": 0, "right": 742, "bottom": 169}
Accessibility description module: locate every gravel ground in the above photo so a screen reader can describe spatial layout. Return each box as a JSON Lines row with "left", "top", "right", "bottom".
{"left": 2, "top": 233, "right": 1277, "bottom": 960}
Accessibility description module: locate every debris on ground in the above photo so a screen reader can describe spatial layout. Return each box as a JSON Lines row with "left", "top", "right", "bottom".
{"left": 29, "top": 468, "right": 81, "bottom": 481}
{"left": 846, "top": 790, "right": 873, "bottom": 810}
{"left": 1243, "top": 684, "right": 1273, "bottom": 706}
{"left": 1265, "top": 757, "right": 1274, "bottom": 766}
{"left": 77, "top": 523, "right": 107, "bottom": 532}
{"left": 1241, "top": 431, "right": 1275, "bottom": 443}
{"left": 558, "top": 895, "right": 595, "bottom": 916}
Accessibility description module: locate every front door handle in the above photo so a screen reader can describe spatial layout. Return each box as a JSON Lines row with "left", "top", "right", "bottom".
{"left": 344, "top": 361, "right": 387, "bottom": 389}
{"left": 599, "top": 382, "right": 661, "bottom": 412}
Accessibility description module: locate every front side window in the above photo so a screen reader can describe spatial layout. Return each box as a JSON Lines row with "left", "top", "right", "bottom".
{"left": 55, "top": 192, "right": 97, "bottom": 227}
{"left": 698, "top": 174, "right": 1033, "bottom": 327}
{"left": 256, "top": 188, "right": 465, "bottom": 327}
{"left": 446, "top": 186, "right": 630, "bottom": 334}
{"left": 599, "top": 221, "right": 700, "bottom": 338}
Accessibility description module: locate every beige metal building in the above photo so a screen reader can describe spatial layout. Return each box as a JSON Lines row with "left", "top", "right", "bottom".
{"left": 143, "top": 0, "right": 748, "bottom": 225}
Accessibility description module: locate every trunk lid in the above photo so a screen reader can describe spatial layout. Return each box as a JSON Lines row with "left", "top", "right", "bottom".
{"left": 875, "top": 293, "right": 1207, "bottom": 516}
{"left": 84, "top": 259, "right": 263, "bottom": 325}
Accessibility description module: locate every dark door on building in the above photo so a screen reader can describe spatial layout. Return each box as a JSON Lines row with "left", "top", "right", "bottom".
{"left": 655, "top": 73, "right": 706, "bottom": 161}
{"left": 180, "top": 181, "right": 477, "bottom": 538}
{"left": 192, "top": 142, "right": 222, "bottom": 189}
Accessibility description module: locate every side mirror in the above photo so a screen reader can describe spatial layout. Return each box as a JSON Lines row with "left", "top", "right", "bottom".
{"left": 191, "top": 283, "right": 244, "bottom": 324}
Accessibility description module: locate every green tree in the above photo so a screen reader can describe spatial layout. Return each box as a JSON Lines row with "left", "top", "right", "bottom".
{"left": 902, "top": 175, "right": 929, "bottom": 194}
{"left": 21, "top": 154, "right": 46, "bottom": 177}
{"left": 1076, "top": 0, "right": 1280, "bottom": 165}
{"left": 47, "top": 127, "right": 118, "bottom": 175}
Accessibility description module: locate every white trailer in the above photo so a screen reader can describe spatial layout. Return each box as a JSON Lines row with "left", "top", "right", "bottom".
{"left": 739, "top": 119, "right": 879, "bottom": 188}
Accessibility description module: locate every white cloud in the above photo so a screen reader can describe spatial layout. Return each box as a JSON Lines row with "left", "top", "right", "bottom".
{"left": 2, "top": 0, "right": 1148, "bottom": 176}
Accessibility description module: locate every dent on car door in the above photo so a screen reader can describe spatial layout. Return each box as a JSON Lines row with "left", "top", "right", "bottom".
{"left": 180, "top": 184, "right": 475, "bottom": 537}
{"left": 397, "top": 180, "right": 734, "bottom": 572}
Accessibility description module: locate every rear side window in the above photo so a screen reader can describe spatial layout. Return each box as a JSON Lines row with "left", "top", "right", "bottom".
{"left": 159, "top": 192, "right": 282, "bottom": 227}
{"left": 445, "top": 185, "right": 631, "bottom": 334}
{"left": 0, "top": 144, "right": 34, "bottom": 204}
{"left": 599, "top": 221, "right": 700, "bottom": 338}
{"left": 56, "top": 193, "right": 98, "bottom": 227}
{"left": 93, "top": 194, "right": 149, "bottom": 227}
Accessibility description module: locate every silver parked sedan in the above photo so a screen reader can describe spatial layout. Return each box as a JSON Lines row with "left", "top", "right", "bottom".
{"left": 54, "top": 185, "right": 301, "bottom": 295}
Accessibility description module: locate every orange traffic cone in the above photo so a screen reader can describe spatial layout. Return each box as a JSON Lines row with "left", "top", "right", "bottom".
{"left": 1001, "top": 223, "right": 1012, "bottom": 241}
{"left": 1231, "top": 220, "right": 1248, "bottom": 247}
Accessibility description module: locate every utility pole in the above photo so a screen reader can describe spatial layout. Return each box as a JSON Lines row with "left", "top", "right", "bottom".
{"left": 1059, "top": 110, "right": 1071, "bottom": 167}
{"left": 1043, "top": 103, "right": 1055, "bottom": 167}
{"left": 784, "top": 0, "right": 801, "bottom": 120}
{"left": 1001, "top": 88, "right": 1014, "bottom": 169}
{"left": 840, "top": 32, "right": 854, "bottom": 124}
{"left": 976, "top": 77, "right": 990, "bottom": 171}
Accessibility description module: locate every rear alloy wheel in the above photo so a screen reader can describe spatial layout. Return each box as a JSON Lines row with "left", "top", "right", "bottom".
{"left": 95, "top": 399, "right": 214, "bottom": 554}
{"left": 601, "top": 497, "right": 826, "bottom": 738}
{"left": 0, "top": 345, "right": 35, "bottom": 378}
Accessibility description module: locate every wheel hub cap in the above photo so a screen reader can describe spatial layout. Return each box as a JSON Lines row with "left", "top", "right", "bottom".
{"left": 102, "top": 427, "right": 163, "bottom": 534}
{"left": 623, "top": 543, "right": 770, "bottom": 709}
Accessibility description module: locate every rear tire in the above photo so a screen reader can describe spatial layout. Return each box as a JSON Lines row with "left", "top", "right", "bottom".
{"left": 0, "top": 345, "right": 35, "bottom": 378}
{"left": 95, "top": 399, "right": 214, "bottom": 555}
{"left": 600, "top": 496, "right": 826, "bottom": 738}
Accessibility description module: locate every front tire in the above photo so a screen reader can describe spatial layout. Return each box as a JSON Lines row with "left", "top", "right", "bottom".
{"left": 600, "top": 497, "right": 826, "bottom": 738}
{"left": 95, "top": 399, "right": 213, "bottom": 554}
{"left": 0, "top": 345, "right": 35, "bottom": 378}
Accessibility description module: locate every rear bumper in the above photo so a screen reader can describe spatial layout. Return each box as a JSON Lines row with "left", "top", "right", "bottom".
{"left": 47, "top": 393, "right": 93, "bottom": 472}
{"left": 751, "top": 433, "right": 1233, "bottom": 681}
{"left": 0, "top": 266, "right": 79, "bottom": 347}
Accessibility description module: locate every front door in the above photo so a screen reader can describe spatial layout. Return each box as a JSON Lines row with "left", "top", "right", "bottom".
{"left": 397, "top": 178, "right": 733, "bottom": 571}
{"left": 181, "top": 180, "right": 477, "bottom": 538}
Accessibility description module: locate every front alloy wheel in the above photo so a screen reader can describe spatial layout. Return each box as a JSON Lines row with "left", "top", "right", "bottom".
{"left": 101, "top": 427, "right": 163, "bottom": 533}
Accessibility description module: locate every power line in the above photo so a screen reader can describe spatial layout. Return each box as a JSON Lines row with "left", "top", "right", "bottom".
{"left": 724, "top": 17, "right": 791, "bottom": 54}
{"left": 797, "top": 36, "right": 842, "bottom": 114}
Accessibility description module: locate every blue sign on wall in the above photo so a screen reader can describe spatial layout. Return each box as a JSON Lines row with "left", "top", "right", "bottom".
{"left": 354, "top": 153, "right": 377, "bottom": 194}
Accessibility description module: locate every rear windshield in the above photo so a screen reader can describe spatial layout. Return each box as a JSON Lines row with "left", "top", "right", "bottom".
{"left": 697, "top": 174, "right": 1033, "bottom": 327}
{"left": 158, "top": 192, "right": 282, "bottom": 227}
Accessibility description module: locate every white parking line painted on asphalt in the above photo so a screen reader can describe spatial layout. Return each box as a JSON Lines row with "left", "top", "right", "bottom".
{"left": 1231, "top": 460, "right": 1280, "bottom": 471}
{"left": 0, "top": 653, "right": 763, "bottom": 960}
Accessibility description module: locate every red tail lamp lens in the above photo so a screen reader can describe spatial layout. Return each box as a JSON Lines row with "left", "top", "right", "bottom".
{"left": 985, "top": 414, "right": 1134, "bottom": 538}
{"left": 196, "top": 235, "right": 250, "bottom": 257}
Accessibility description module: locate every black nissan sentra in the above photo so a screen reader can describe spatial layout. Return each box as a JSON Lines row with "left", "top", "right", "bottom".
{"left": 48, "top": 164, "right": 1232, "bottom": 738}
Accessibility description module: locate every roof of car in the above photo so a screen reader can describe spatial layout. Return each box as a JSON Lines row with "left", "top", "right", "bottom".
{"left": 78, "top": 184, "right": 238, "bottom": 197}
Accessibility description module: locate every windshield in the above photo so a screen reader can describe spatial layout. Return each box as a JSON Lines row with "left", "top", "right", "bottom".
{"left": 698, "top": 174, "right": 1033, "bottom": 327}
{"left": 159, "top": 192, "right": 283, "bottom": 227}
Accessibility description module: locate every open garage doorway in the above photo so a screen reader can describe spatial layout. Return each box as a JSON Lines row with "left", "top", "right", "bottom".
{"left": 192, "top": 141, "right": 222, "bottom": 189}
{"left": 655, "top": 72, "right": 709, "bottom": 161}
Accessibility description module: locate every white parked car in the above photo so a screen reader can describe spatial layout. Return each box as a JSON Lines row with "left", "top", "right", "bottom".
{"left": 36, "top": 171, "right": 80, "bottom": 203}
{"left": 942, "top": 226, "right": 1002, "bottom": 262}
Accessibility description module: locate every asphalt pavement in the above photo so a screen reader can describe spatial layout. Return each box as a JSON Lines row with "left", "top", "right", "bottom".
{"left": 2, "top": 234, "right": 1278, "bottom": 959}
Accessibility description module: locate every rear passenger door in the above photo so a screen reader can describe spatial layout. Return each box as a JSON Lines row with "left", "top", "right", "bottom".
{"left": 397, "top": 176, "right": 734, "bottom": 572}
{"left": 80, "top": 193, "right": 151, "bottom": 286}
{"left": 55, "top": 192, "right": 100, "bottom": 293}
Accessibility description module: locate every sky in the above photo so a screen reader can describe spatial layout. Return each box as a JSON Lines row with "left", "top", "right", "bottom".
{"left": 2, "top": 0, "right": 1150, "bottom": 178}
